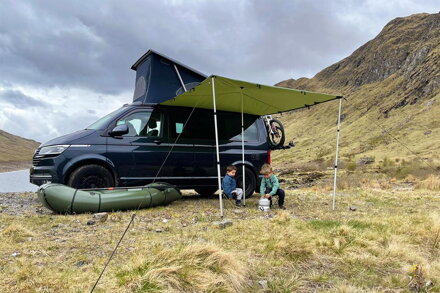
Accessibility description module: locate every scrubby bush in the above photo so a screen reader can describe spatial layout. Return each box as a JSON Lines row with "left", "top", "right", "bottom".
{"left": 379, "top": 158, "right": 434, "bottom": 180}
{"left": 346, "top": 161, "right": 357, "bottom": 171}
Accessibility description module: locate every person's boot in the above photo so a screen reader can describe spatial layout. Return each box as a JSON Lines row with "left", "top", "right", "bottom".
{"left": 278, "top": 205, "right": 286, "bottom": 210}
{"left": 235, "top": 200, "right": 242, "bottom": 207}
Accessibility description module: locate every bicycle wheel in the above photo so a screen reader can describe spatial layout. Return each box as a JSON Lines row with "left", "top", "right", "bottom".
{"left": 268, "top": 119, "right": 285, "bottom": 148}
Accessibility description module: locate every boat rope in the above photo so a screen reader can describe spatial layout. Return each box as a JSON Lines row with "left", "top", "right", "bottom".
{"left": 90, "top": 214, "right": 135, "bottom": 293}
{"left": 70, "top": 188, "right": 79, "bottom": 214}
{"left": 91, "top": 97, "right": 203, "bottom": 292}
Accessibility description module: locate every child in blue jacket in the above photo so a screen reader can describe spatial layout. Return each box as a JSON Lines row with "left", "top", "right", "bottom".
{"left": 222, "top": 165, "right": 243, "bottom": 207}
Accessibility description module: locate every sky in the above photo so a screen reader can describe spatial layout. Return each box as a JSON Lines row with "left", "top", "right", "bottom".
{"left": 0, "top": 0, "right": 438, "bottom": 143}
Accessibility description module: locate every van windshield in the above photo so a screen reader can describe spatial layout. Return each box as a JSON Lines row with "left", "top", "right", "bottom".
{"left": 86, "top": 107, "right": 129, "bottom": 130}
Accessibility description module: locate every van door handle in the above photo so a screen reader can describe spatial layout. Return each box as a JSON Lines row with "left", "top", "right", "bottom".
{"left": 153, "top": 140, "right": 162, "bottom": 145}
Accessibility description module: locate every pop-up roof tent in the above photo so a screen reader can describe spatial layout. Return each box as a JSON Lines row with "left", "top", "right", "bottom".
{"left": 132, "top": 50, "right": 343, "bottom": 216}
{"left": 131, "top": 50, "right": 207, "bottom": 104}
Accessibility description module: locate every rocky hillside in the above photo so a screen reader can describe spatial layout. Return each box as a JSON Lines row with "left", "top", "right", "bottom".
{"left": 274, "top": 13, "right": 440, "bottom": 169}
{"left": 0, "top": 129, "right": 39, "bottom": 164}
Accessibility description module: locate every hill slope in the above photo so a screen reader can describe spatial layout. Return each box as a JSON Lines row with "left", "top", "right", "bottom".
{"left": 0, "top": 129, "right": 40, "bottom": 171}
{"left": 274, "top": 13, "right": 440, "bottom": 170}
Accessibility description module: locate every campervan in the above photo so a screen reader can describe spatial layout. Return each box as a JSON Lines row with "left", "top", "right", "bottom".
{"left": 30, "top": 50, "right": 270, "bottom": 197}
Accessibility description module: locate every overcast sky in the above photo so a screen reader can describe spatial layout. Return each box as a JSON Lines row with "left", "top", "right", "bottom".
{"left": 0, "top": 0, "right": 438, "bottom": 143}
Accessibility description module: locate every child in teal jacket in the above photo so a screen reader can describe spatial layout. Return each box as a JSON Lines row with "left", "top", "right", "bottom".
{"left": 260, "top": 163, "right": 285, "bottom": 209}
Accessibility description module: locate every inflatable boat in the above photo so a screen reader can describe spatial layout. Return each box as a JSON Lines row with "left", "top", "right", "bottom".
{"left": 37, "top": 182, "right": 182, "bottom": 214}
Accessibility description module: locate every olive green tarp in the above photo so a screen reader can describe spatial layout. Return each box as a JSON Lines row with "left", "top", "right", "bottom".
{"left": 160, "top": 75, "right": 341, "bottom": 115}
{"left": 160, "top": 75, "right": 343, "bottom": 216}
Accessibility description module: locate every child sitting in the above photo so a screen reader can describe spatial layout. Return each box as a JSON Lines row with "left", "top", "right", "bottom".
{"left": 260, "top": 163, "right": 286, "bottom": 209}
{"left": 222, "top": 165, "right": 243, "bottom": 207}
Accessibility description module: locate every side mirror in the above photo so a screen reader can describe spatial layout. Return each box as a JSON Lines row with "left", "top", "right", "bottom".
{"left": 109, "top": 124, "right": 128, "bottom": 136}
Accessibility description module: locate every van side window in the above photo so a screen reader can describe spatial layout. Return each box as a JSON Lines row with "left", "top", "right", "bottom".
{"left": 116, "top": 111, "right": 162, "bottom": 137}
{"left": 169, "top": 109, "right": 215, "bottom": 141}
{"left": 217, "top": 112, "right": 258, "bottom": 141}
{"left": 168, "top": 109, "right": 258, "bottom": 142}
{"left": 231, "top": 121, "right": 259, "bottom": 141}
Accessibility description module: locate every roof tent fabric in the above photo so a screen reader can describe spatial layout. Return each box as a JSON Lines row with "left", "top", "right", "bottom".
{"left": 160, "top": 75, "right": 341, "bottom": 115}
{"left": 131, "top": 50, "right": 207, "bottom": 104}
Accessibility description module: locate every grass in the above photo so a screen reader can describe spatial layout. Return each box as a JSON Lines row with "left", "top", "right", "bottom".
{"left": 2, "top": 185, "right": 440, "bottom": 292}
{"left": 417, "top": 175, "right": 440, "bottom": 190}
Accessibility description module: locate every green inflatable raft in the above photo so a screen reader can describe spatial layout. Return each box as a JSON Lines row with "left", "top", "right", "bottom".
{"left": 37, "top": 182, "right": 182, "bottom": 214}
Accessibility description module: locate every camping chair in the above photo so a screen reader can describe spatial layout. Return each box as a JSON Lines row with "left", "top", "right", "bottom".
{"left": 222, "top": 191, "right": 239, "bottom": 207}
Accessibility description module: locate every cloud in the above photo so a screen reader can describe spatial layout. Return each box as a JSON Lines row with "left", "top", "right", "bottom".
{"left": 0, "top": 89, "right": 48, "bottom": 108}
{"left": 0, "top": 86, "right": 128, "bottom": 143}
{"left": 0, "top": 0, "right": 438, "bottom": 142}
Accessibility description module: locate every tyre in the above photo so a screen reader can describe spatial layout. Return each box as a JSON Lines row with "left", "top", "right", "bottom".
{"left": 194, "top": 187, "right": 218, "bottom": 196}
{"left": 235, "top": 166, "right": 257, "bottom": 198}
{"left": 67, "top": 164, "right": 114, "bottom": 189}
{"left": 268, "top": 118, "right": 285, "bottom": 148}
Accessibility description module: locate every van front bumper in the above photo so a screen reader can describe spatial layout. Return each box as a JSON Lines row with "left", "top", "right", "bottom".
{"left": 30, "top": 154, "right": 66, "bottom": 186}
{"left": 29, "top": 171, "right": 53, "bottom": 186}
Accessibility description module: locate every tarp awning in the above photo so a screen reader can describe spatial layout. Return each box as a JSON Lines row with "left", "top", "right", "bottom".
{"left": 160, "top": 75, "right": 341, "bottom": 115}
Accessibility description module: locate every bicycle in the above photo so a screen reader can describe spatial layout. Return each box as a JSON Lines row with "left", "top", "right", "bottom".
{"left": 263, "top": 115, "right": 285, "bottom": 149}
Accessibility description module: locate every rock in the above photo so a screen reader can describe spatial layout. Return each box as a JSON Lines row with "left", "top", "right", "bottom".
{"left": 11, "top": 252, "right": 20, "bottom": 257}
{"left": 349, "top": 206, "right": 357, "bottom": 211}
{"left": 213, "top": 219, "right": 233, "bottom": 229}
{"left": 258, "top": 280, "right": 268, "bottom": 290}
{"left": 75, "top": 260, "right": 87, "bottom": 267}
{"left": 426, "top": 280, "right": 433, "bottom": 288}
{"left": 424, "top": 130, "right": 432, "bottom": 135}
{"left": 426, "top": 99, "right": 435, "bottom": 107}
{"left": 162, "top": 219, "right": 169, "bottom": 223}
{"left": 155, "top": 228, "right": 163, "bottom": 233}
{"left": 86, "top": 219, "right": 96, "bottom": 225}
{"left": 358, "top": 157, "right": 375, "bottom": 165}
{"left": 93, "top": 212, "right": 108, "bottom": 222}
{"left": 233, "top": 209, "right": 244, "bottom": 214}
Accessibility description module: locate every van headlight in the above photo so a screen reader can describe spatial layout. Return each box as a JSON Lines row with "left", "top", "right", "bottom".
{"left": 39, "top": 145, "right": 70, "bottom": 155}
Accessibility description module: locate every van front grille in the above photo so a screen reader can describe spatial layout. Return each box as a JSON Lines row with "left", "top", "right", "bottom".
{"left": 32, "top": 149, "right": 42, "bottom": 166}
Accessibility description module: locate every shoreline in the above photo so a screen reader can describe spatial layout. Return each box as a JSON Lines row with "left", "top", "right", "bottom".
{"left": 0, "top": 161, "right": 32, "bottom": 173}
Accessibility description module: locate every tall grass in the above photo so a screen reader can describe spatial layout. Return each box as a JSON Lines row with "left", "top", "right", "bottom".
{"left": 417, "top": 175, "right": 440, "bottom": 190}
{"left": 117, "top": 243, "right": 249, "bottom": 292}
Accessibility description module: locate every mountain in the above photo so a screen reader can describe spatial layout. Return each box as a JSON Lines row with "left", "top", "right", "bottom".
{"left": 0, "top": 129, "right": 40, "bottom": 171}
{"left": 274, "top": 13, "right": 440, "bottom": 169}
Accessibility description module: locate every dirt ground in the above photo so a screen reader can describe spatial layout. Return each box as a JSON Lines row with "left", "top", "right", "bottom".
{"left": 0, "top": 192, "right": 52, "bottom": 216}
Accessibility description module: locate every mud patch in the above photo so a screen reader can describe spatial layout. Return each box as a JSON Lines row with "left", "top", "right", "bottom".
{"left": 279, "top": 172, "right": 326, "bottom": 189}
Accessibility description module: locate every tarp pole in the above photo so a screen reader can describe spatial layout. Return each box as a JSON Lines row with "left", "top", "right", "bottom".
{"left": 212, "top": 76, "right": 224, "bottom": 217}
{"left": 332, "top": 97, "right": 343, "bottom": 210}
{"left": 241, "top": 88, "right": 246, "bottom": 206}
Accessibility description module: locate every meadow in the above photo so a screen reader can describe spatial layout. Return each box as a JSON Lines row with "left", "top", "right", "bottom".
{"left": 1, "top": 175, "right": 440, "bottom": 292}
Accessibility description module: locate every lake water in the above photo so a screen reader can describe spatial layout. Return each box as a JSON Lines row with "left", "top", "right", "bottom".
{"left": 0, "top": 169, "right": 38, "bottom": 193}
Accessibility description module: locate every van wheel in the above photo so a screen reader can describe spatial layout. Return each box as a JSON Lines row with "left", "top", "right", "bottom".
{"left": 236, "top": 166, "right": 256, "bottom": 198}
{"left": 195, "top": 187, "right": 218, "bottom": 196}
{"left": 68, "top": 164, "right": 114, "bottom": 189}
